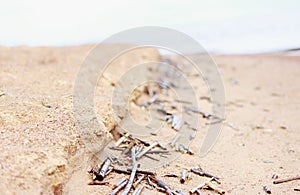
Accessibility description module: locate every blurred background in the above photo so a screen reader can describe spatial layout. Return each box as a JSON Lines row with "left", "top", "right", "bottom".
{"left": 1, "top": 0, "right": 299, "bottom": 54}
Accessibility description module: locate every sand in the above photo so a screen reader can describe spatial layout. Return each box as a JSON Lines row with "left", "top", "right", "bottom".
{"left": 0, "top": 45, "right": 299, "bottom": 194}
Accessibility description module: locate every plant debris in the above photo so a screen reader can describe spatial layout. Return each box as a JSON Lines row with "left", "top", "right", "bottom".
{"left": 273, "top": 175, "right": 300, "bottom": 184}
{"left": 263, "top": 185, "right": 271, "bottom": 194}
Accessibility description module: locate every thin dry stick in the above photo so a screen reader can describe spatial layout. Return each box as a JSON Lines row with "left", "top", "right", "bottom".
{"left": 146, "top": 176, "right": 156, "bottom": 189}
{"left": 110, "top": 179, "right": 127, "bottom": 195}
{"left": 121, "top": 147, "right": 138, "bottom": 195}
{"left": 190, "top": 177, "right": 214, "bottom": 194}
{"left": 113, "top": 178, "right": 127, "bottom": 189}
{"left": 187, "top": 172, "right": 193, "bottom": 181}
{"left": 98, "top": 158, "right": 111, "bottom": 180}
{"left": 132, "top": 184, "right": 145, "bottom": 195}
{"left": 136, "top": 142, "right": 159, "bottom": 159}
{"left": 127, "top": 169, "right": 155, "bottom": 176}
{"left": 205, "top": 181, "right": 225, "bottom": 194}
{"left": 88, "top": 181, "right": 109, "bottom": 185}
{"left": 147, "top": 150, "right": 169, "bottom": 154}
{"left": 115, "top": 133, "right": 130, "bottom": 147}
{"left": 184, "top": 106, "right": 223, "bottom": 120}
{"left": 175, "top": 189, "right": 186, "bottom": 195}
{"left": 180, "top": 169, "right": 187, "bottom": 184}
{"left": 263, "top": 186, "right": 271, "bottom": 194}
{"left": 169, "top": 134, "right": 180, "bottom": 147}
{"left": 105, "top": 167, "right": 113, "bottom": 176}
{"left": 133, "top": 175, "right": 145, "bottom": 188}
{"left": 149, "top": 176, "right": 173, "bottom": 195}
{"left": 273, "top": 175, "right": 300, "bottom": 184}
{"left": 191, "top": 168, "right": 220, "bottom": 180}
{"left": 144, "top": 154, "right": 160, "bottom": 161}
{"left": 112, "top": 168, "right": 131, "bottom": 175}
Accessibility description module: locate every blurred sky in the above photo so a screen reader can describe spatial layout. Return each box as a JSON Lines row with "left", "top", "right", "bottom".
{"left": 0, "top": 0, "right": 300, "bottom": 53}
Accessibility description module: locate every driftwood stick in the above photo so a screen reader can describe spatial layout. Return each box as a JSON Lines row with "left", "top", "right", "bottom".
{"left": 169, "top": 134, "right": 180, "bottom": 147}
{"left": 190, "top": 182, "right": 207, "bottom": 194}
{"left": 180, "top": 169, "right": 188, "bottom": 184}
{"left": 263, "top": 185, "right": 271, "bottom": 194}
{"left": 146, "top": 176, "right": 156, "bottom": 189}
{"left": 149, "top": 176, "right": 173, "bottom": 195}
{"left": 113, "top": 178, "right": 127, "bottom": 189}
{"left": 105, "top": 167, "right": 113, "bottom": 176}
{"left": 273, "top": 175, "right": 300, "bottom": 184}
{"left": 144, "top": 154, "right": 160, "bottom": 161}
{"left": 191, "top": 168, "right": 220, "bottom": 180}
{"left": 115, "top": 133, "right": 130, "bottom": 147}
{"left": 175, "top": 189, "right": 187, "bottom": 195}
{"left": 127, "top": 169, "right": 155, "bottom": 176}
{"left": 190, "top": 177, "right": 214, "bottom": 194}
{"left": 136, "top": 142, "right": 159, "bottom": 159}
{"left": 132, "top": 184, "right": 145, "bottom": 195}
{"left": 133, "top": 175, "right": 145, "bottom": 188}
{"left": 147, "top": 150, "right": 169, "bottom": 154}
{"left": 97, "top": 158, "right": 111, "bottom": 180}
{"left": 121, "top": 147, "right": 138, "bottom": 195}
{"left": 88, "top": 181, "right": 109, "bottom": 185}
{"left": 110, "top": 179, "right": 127, "bottom": 195}
{"left": 205, "top": 181, "right": 225, "bottom": 194}
{"left": 112, "top": 168, "right": 131, "bottom": 175}
{"left": 184, "top": 106, "right": 222, "bottom": 120}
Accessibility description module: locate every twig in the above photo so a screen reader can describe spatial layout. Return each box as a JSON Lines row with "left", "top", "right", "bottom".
{"left": 169, "top": 134, "right": 181, "bottom": 147}
{"left": 135, "top": 137, "right": 150, "bottom": 147}
{"left": 112, "top": 168, "right": 131, "bottom": 175}
{"left": 88, "top": 181, "right": 109, "bottom": 185}
{"left": 225, "top": 122, "right": 239, "bottom": 131}
{"left": 144, "top": 154, "right": 160, "bottom": 161}
{"left": 191, "top": 168, "right": 220, "bottom": 180}
{"left": 273, "top": 175, "right": 300, "bottom": 184}
{"left": 132, "top": 184, "right": 145, "bottom": 195}
{"left": 146, "top": 176, "right": 156, "bottom": 189}
{"left": 156, "top": 141, "right": 167, "bottom": 150}
{"left": 164, "top": 173, "right": 178, "bottom": 178}
{"left": 133, "top": 175, "right": 145, "bottom": 188}
{"left": 122, "top": 141, "right": 135, "bottom": 155}
{"left": 190, "top": 177, "right": 214, "bottom": 194}
{"left": 113, "top": 178, "right": 127, "bottom": 189}
{"left": 121, "top": 147, "right": 138, "bottom": 195}
{"left": 172, "top": 115, "right": 182, "bottom": 131}
{"left": 105, "top": 167, "right": 113, "bottom": 176}
{"left": 180, "top": 144, "right": 194, "bottom": 155}
{"left": 195, "top": 189, "right": 202, "bottom": 195}
{"left": 187, "top": 172, "right": 193, "bottom": 181}
{"left": 110, "top": 179, "right": 127, "bottom": 195}
{"left": 115, "top": 133, "right": 130, "bottom": 147}
{"left": 147, "top": 150, "right": 169, "bottom": 154}
{"left": 136, "top": 142, "right": 159, "bottom": 159}
{"left": 149, "top": 176, "right": 173, "bottom": 195}
{"left": 205, "top": 181, "right": 225, "bottom": 194}
{"left": 175, "top": 189, "right": 187, "bottom": 195}
{"left": 127, "top": 169, "right": 155, "bottom": 176}
{"left": 180, "top": 170, "right": 188, "bottom": 184}
{"left": 184, "top": 106, "right": 222, "bottom": 120}
{"left": 263, "top": 185, "right": 271, "bottom": 194}
{"left": 97, "top": 158, "right": 111, "bottom": 180}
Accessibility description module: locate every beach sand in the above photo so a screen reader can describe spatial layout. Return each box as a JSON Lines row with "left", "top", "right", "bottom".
{"left": 0, "top": 45, "right": 299, "bottom": 194}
